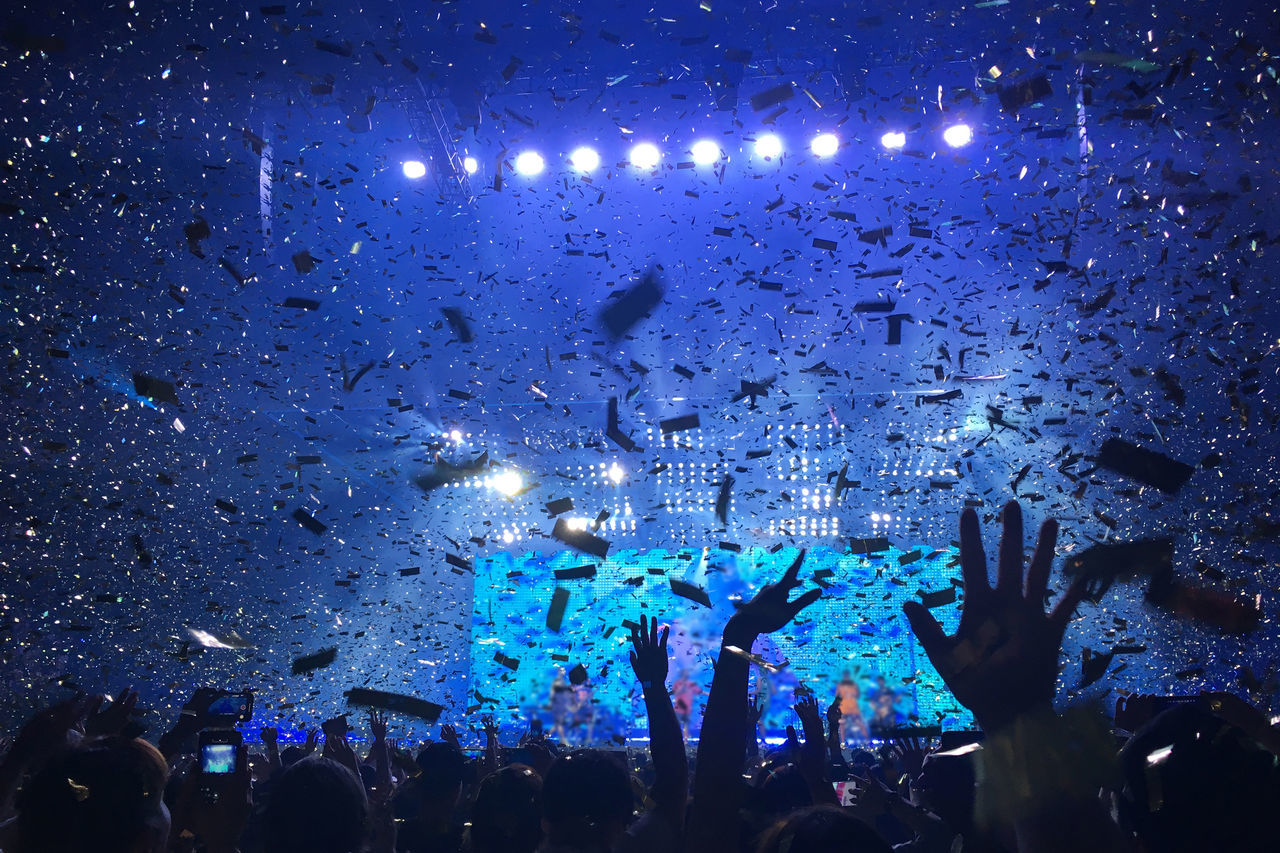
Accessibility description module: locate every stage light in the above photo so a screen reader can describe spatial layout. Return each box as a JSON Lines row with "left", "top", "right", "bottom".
{"left": 690, "top": 139, "right": 720, "bottom": 165}
{"left": 943, "top": 124, "right": 973, "bottom": 148}
{"left": 629, "top": 142, "right": 661, "bottom": 169}
{"left": 754, "top": 134, "right": 782, "bottom": 159}
{"left": 810, "top": 133, "right": 839, "bottom": 158}
{"left": 402, "top": 160, "right": 427, "bottom": 179}
{"left": 570, "top": 146, "right": 600, "bottom": 173}
{"left": 607, "top": 462, "right": 624, "bottom": 484}
{"left": 463, "top": 156, "right": 478, "bottom": 175}
{"left": 880, "top": 131, "right": 907, "bottom": 150}
{"left": 514, "top": 151, "right": 544, "bottom": 176}
{"left": 491, "top": 469, "right": 524, "bottom": 497}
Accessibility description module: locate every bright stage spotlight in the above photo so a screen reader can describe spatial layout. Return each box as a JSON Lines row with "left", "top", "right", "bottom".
{"left": 629, "top": 142, "right": 661, "bottom": 169}
{"left": 514, "top": 151, "right": 545, "bottom": 176}
{"left": 754, "top": 134, "right": 782, "bottom": 159}
{"left": 463, "top": 156, "right": 479, "bottom": 175}
{"left": 943, "top": 124, "right": 973, "bottom": 148}
{"left": 490, "top": 469, "right": 524, "bottom": 497}
{"left": 690, "top": 139, "right": 721, "bottom": 165}
{"left": 880, "top": 131, "right": 907, "bottom": 150}
{"left": 570, "top": 146, "right": 601, "bottom": 173}
{"left": 402, "top": 160, "right": 427, "bottom": 179}
{"left": 810, "top": 133, "right": 839, "bottom": 158}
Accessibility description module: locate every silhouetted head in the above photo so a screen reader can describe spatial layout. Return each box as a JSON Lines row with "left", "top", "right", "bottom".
{"left": 261, "top": 755, "right": 368, "bottom": 853}
{"left": 1118, "top": 703, "right": 1280, "bottom": 853}
{"left": 470, "top": 764, "right": 542, "bottom": 853}
{"left": 414, "top": 741, "right": 466, "bottom": 805}
{"left": 756, "top": 805, "right": 892, "bottom": 853}
{"left": 541, "top": 750, "right": 634, "bottom": 852}
{"left": 16, "top": 736, "right": 170, "bottom": 853}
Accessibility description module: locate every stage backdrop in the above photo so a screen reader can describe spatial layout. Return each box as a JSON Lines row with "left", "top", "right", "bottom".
{"left": 470, "top": 544, "right": 974, "bottom": 741}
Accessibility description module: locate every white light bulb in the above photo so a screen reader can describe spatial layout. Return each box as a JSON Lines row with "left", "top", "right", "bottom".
{"left": 402, "top": 160, "right": 427, "bottom": 179}
{"left": 943, "top": 124, "right": 973, "bottom": 148}
{"left": 810, "top": 133, "right": 839, "bottom": 157}
{"left": 754, "top": 134, "right": 782, "bottom": 159}
{"left": 629, "top": 143, "right": 661, "bottom": 169}
{"left": 880, "top": 131, "right": 907, "bottom": 150}
{"left": 690, "top": 139, "right": 720, "bottom": 165}
{"left": 569, "top": 146, "right": 600, "bottom": 173}
{"left": 514, "top": 151, "right": 544, "bottom": 176}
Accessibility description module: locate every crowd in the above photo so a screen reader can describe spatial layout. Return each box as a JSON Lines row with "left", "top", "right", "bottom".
{"left": 1, "top": 500, "right": 1277, "bottom": 853}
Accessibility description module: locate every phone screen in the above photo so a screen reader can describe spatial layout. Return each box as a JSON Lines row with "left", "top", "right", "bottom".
{"left": 207, "top": 691, "right": 251, "bottom": 721}
{"left": 201, "top": 743, "right": 236, "bottom": 774}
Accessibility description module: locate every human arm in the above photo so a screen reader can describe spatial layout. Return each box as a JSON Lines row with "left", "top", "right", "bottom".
{"left": 629, "top": 613, "right": 688, "bottom": 829}
{"left": 364, "top": 711, "right": 390, "bottom": 787}
{"left": 480, "top": 715, "right": 501, "bottom": 778}
{"left": 745, "top": 696, "right": 762, "bottom": 761}
{"left": 792, "top": 692, "right": 838, "bottom": 806}
{"left": 259, "top": 727, "right": 281, "bottom": 776}
{"left": 901, "top": 501, "right": 1122, "bottom": 853}
{"left": 825, "top": 698, "right": 846, "bottom": 765}
{"left": 0, "top": 695, "right": 90, "bottom": 818}
{"left": 686, "top": 550, "right": 822, "bottom": 853}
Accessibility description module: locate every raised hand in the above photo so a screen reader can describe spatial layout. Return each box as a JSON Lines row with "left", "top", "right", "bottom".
{"left": 629, "top": 614, "right": 670, "bottom": 688}
{"left": 84, "top": 686, "right": 140, "bottom": 737}
{"left": 301, "top": 728, "right": 318, "bottom": 756}
{"left": 792, "top": 692, "right": 827, "bottom": 780}
{"left": 260, "top": 726, "right": 278, "bottom": 745}
{"left": 440, "top": 723, "right": 461, "bottom": 750}
{"left": 368, "top": 709, "right": 388, "bottom": 742}
{"left": 323, "top": 731, "right": 361, "bottom": 779}
{"left": 902, "top": 501, "right": 1087, "bottom": 732}
{"left": 481, "top": 714, "right": 499, "bottom": 739}
{"left": 6, "top": 695, "right": 91, "bottom": 767}
{"left": 726, "top": 550, "right": 822, "bottom": 641}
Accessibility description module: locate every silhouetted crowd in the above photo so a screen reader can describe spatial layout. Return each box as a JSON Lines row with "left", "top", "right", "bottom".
{"left": 1, "top": 501, "right": 1277, "bottom": 853}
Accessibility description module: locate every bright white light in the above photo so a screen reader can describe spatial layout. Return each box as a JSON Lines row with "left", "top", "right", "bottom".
{"left": 629, "top": 142, "right": 661, "bottom": 169}
{"left": 880, "top": 131, "right": 907, "bottom": 150}
{"left": 607, "top": 462, "right": 624, "bottom": 484}
{"left": 754, "top": 134, "right": 782, "bottom": 159}
{"left": 463, "top": 156, "right": 478, "bottom": 175}
{"left": 690, "top": 139, "right": 721, "bottom": 165}
{"left": 491, "top": 469, "right": 524, "bottom": 497}
{"left": 943, "top": 124, "right": 973, "bottom": 148}
{"left": 569, "top": 146, "right": 600, "bottom": 173}
{"left": 514, "top": 151, "right": 545, "bottom": 176}
{"left": 402, "top": 160, "right": 427, "bottom": 179}
{"left": 449, "top": 429, "right": 463, "bottom": 443}
{"left": 810, "top": 133, "right": 839, "bottom": 158}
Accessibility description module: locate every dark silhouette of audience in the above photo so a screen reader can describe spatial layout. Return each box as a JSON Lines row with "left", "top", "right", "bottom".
{"left": 0, "top": 498, "right": 1277, "bottom": 853}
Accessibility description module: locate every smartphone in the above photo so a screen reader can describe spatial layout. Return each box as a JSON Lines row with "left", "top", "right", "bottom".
{"left": 199, "top": 729, "right": 241, "bottom": 775}
{"left": 206, "top": 690, "right": 253, "bottom": 723}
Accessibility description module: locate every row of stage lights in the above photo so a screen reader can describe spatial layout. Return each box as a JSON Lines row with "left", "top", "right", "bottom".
{"left": 401, "top": 124, "right": 976, "bottom": 180}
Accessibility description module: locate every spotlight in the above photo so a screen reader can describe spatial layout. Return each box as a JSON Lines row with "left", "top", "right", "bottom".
{"left": 943, "top": 124, "right": 973, "bottom": 148}
{"left": 514, "top": 151, "right": 544, "bottom": 176}
{"left": 690, "top": 139, "right": 721, "bottom": 165}
{"left": 402, "top": 160, "right": 427, "bottom": 179}
{"left": 463, "top": 156, "right": 478, "bottom": 175}
{"left": 607, "top": 462, "right": 624, "bottom": 484}
{"left": 880, "top": 131, "right": 907, "bottom": 150}
{"left": 569, "top": 146, "right": 600, "bottom": 173}
{"left": 629, "top": 142, "right": 661, "bottom": 169}
{"left": 753, "top": 134, "right": 782, "bottom": 159}
{"left": 491, "top": 469, "right": 524, "bottom": 497}
{"left": 810, "top": 133, "right": 839, "bottom": 158}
